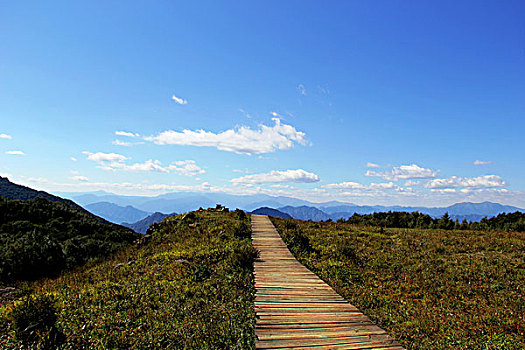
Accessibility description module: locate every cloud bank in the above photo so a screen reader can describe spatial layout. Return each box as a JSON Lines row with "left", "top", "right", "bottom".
{"left": 84, "top": 152, "right": 205, "bottom": 176}
{"left": 231, "top": 169, "right": 320, "bottom": 184}
{"left": 366, "top": 164, "right": 438, "bottom": 181}
{"left": 145, "top": 118, "right": 307, "bottom": 155}
{"left": 425, "top": 175, "right": 506, "bottom": 189}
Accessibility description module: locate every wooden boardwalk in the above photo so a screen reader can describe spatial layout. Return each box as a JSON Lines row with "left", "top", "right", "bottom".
{"left": 251, "top": 215, "right": 404, "bottom": 350}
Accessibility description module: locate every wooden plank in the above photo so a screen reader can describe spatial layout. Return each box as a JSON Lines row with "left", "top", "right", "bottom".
{"left": 251, "top": 215, "right": 404, "bottom": 350}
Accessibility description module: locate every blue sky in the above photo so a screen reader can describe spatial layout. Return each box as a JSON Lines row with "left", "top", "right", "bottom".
{"left": 1, "top": 1, "right": 524, "bottom": 206}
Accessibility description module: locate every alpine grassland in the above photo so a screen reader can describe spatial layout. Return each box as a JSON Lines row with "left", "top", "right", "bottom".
{"left": 1, "top": 209, "right": 257, "bottom": 349}
{"left": 271, "top": 217, "right": 525, "bottom": 350}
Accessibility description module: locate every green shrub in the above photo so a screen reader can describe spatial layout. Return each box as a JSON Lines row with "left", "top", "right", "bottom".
{"left": 234, "top": 209, "right": 248, "bottom": 221}
{"left": 284, "top": 220, "right": 297, "bottom": 230}
{"left": 283, "top": 228, "right": 313, "bottom": 255}
{"left": 334, "top": 240, "right": 361, "bottom": 265}
{"left": 10, "top": 294, "right": 63, "bottom": 348}
{"left": 233, "top": 221, "right": 251, "bottom": 239}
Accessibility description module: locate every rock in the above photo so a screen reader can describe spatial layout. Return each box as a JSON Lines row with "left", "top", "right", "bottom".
{"left": 174, "top": 259, "right": 190, "bottom": 265}
{"left": 0, "top": 287, "right": 16, "bottom": 295}
{"left": 114, "top": 260, "right": 135, "bottom": 269}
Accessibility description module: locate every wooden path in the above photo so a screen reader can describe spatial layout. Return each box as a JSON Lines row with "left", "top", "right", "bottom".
{"left": 251, "top": 215, "right": 404, "bottom": 350}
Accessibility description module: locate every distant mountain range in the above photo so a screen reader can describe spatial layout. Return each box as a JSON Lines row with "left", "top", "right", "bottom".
{"left": 123, "top": 212, "right": 173, "bottom": 234}
{"left": 276, "top": 202, "right": 525, "bottom": 222}
{"left": 57, "top": 189, "right": 525, "bottom": 223}
{"left": 86, "top": 201, "right": 151, "bottom": 224}
{"left": 60, "top": 191, "right": 316, "bottom": 213}
{"left": 278, "top": 206, "right": 330, "bottom": 221}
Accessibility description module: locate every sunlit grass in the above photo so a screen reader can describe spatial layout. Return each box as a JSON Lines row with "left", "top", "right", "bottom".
{"left": 1, "top": 210, "right": 257, "bottom": 349}
{"left": 271, "top": 218, "right": 525, "bottom": 350}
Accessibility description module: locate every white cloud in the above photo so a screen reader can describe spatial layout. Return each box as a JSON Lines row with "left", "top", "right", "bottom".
{"left": 366, "top": 164, "right": 438, "bottom": 181}
{"left": 297, "top": 84, "right": 306, "bottom": 95}
{"left": 84, "top": 151, "right": 204, "bottom": 176}
{"left": 144, "top": 118, "right": 307, "bottom": 155}
{"left": 231, "top": 169, "right": 320, "bottom": 184}
{"left": 115, "top": 131, "right": 139, "bottom": 138}
{"left": 101, "top": 159, "right": 170, "bottom": 173}
{"left": 271, "top": 184, "right": 293, "bottom": 189}
{"left": 171, "top": 160, "right": 206, "bottom": 176}
{"left": 324, "top": 181, "right": 396, "bottom": 190}
{"left": 83, "top": 151, "right": 128, "bottom": 163}
{"left": 70, "top": 175, "right": 89, "bottom": 182}
{"left": 270, "top": 112, "right": 280, "bottom": 117}
{"left": 112, "top": 140, "right": 132, "bottom": 146}
{"left": 425, "top": 175, "right": 506, "bottom": 189}
{"left": 366, "top": 162, "right": 381, "bottom": 168}
{"left": 0, "top": 134, "right": 12, "bottom": 140}
{"left": 404, "top": 180, "right": 420, "bottom": 187}
{"left": 70, "top": 157, "right": 77, "bottom": 162}
{"left": 324, "top": 181, "right": 364, "bottom": 190}
{"left": 473, "top": 160, "right": 493, "bottom": 166}
{"left": 172, "top": 94, "right": 188, "bottom": 105}
{"left": 6, "top": 150, "right": 25, "bottom": 156}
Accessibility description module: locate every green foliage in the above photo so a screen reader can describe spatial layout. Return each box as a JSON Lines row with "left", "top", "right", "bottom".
{"left": 281, "top": 224, "right": 314, "bottom": 256}
{"left": 333, "top": 239, "right": 361, "bottom": 265}
{"left": 272, "top": 217, "right": 525, "bottom": 350}
{"left": 233, "top": 221, "right": 251, "bottom": 239}
{"left": 345, "top": 210, "right": 525, "bottom": 232}
{"left": 9, "top": 294, "right": 63, "bottom": 348}
{"left": 232, "top": 209, "right": 252, "bottom": 240}
{"left": 283, "top": 219, "right": 297, "bottom": 230}
{"left": 234, "top": 209, "right": 248, "bottom": 221}
{"left": 0, "top": 197, "right": 140, "bottom": 282}
{"left": 1, "top": 210, "right": 257, "bottom": 349}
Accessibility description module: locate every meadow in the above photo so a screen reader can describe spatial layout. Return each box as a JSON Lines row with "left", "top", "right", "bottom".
{"left": 271, "top": 217, "right": 525, "bottom": 350}
{"left": 0, "top": 209, "right": 257, "bottom": 349}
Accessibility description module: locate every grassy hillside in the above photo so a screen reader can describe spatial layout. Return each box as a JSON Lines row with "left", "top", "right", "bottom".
{"left": 0, "top": 197, "right": 139, "bottom": 282}
{"left": 1, "top": 209, "right": 257, "bottom": 349}
{"left": 271, "top": 217, "right": 525, "bottom": 350}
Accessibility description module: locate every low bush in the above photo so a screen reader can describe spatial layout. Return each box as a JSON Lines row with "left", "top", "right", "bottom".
{"left": 9, "top": 294, "right": 63, "bottom": 348}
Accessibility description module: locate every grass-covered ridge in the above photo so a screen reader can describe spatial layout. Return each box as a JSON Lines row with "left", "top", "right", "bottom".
{"left": 271, "top": 217, "right": 525, "bottom": 350}
{"left": 1, "top": 209, "right": 257, "bottom": 349}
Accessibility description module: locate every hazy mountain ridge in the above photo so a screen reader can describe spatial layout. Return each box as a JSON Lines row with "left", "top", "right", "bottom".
{"left": 123, "top": 212, "right": 174, "bottom": 234}
{"left": 62, "top": 190, "right": 525, "bottom": 223}
{"left": 278, "top": 206, "right": 331, "bottom": 221}
{"left": 264, "top": 202, "right": 525, "bottom": 222}
{"left": 86, "top": 202, "right": 151, "bottom": 224}
{"left": 64, "top": 191, "right": 315, "bottom": 213}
